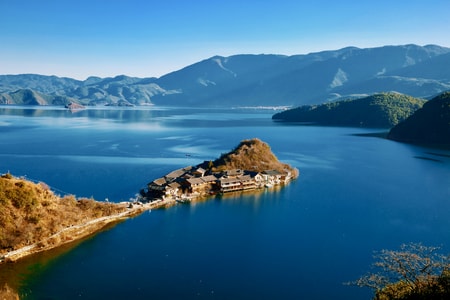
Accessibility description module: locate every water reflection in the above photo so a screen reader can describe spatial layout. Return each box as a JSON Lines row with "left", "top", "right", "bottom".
{"left": 0, "top": 106, "right": 275, "bottom": 132}
{"left": 0, "top": 106, "right": 168, "bottom": 127}
{"left": 0, "top": 222, "right": 122, "bottom": 298}
{"left": 1, "top": 106, "right": 448, "bottom": 299}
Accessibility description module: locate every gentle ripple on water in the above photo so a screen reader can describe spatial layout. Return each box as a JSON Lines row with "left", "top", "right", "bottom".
{"left": 0, "top": 107, "right": 449, "bottom": 299}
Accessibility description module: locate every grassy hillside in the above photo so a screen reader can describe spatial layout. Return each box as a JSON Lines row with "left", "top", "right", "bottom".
{"left": 388, "top": 92, "right": 450, "bottom": 146}
{"left": 0, "top": 284, "right": 18, "bottom": 300}
{"left": 210, "top": 138, "right": 299, "bottom": 176}
{"left": 272, "top": 93, "right": 425, "bottom": 128}
{"left": 0, "top": 173, "right": 127, "bottom": 256}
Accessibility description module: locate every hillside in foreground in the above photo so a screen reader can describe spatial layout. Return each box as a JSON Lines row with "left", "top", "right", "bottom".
{"left": 0, "top": 173, "right": 131, "bottom": 260}
{"left": 388, "top": 92, "right": 450, "bottom": 146}
{"left": 272, "top": 93, "right": 425, "bottom": 128}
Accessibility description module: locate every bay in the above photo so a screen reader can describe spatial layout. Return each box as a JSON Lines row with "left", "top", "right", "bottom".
{"left": 0, "top": 106, "right": 449, "bottom": 299}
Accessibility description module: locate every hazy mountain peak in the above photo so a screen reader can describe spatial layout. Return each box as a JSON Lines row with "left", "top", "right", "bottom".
{"left": 1, "top": 44, "right": 449, "bottom": 107}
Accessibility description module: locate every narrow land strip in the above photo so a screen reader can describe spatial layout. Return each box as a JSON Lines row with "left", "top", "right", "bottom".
{"left": 0, "top": 200, "right": 172, "bottom": 264}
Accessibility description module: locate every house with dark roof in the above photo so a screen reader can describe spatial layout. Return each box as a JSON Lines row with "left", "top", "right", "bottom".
{"left": 185, "top": 177, "right": 205, "bottom": 193}
{"left": 148, "top": 177, "right": 167, "bottom": 193}
{"left": 223, "top": 169, "right": 244, "bottom": 178}
{"left": 165, "top": 166, "right": 192, "bottom": 181}
{"left": 192, "top": 167, "right": 206, "bottom": 177}
{"left": 144, "top": 164, "right": 294, "bottom": 202}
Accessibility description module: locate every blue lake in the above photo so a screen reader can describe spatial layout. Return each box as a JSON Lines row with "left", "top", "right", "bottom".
{"left": 0, "top": 106, "right": 449, "bottom": 299}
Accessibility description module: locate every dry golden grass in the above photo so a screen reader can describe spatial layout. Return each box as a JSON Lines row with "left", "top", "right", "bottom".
{"left": 211, "top": 138, "right": 298, "bottom": 176}
{"left": 0, "top": 283, "right": 19, "bottom": 300}
{"left": 0, "top": 174, "right": 127, "bottom": 255}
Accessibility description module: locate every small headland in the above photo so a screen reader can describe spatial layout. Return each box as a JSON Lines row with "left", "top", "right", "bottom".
{"left": 0, "top": 173, "right": 158, "bottom": 265}
{"left": 0, "top": 138, "right": 298, "bottom": 298}
{"left": 0, "top": 139, "right": 298, "bottom": 266}
{"left": 387, "top": 92, "right": 450, "bottom": 147}
{"left": 141, "top": 138, "right": 299, "bottom": 203}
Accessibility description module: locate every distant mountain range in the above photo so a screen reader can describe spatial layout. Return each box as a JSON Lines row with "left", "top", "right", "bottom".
{"left": 1, "top": 44, "right": 450, "bottom": 107}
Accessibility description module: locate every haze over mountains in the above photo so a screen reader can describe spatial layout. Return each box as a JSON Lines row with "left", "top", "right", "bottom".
{"left": 1, "top": 44, "right": 449, "bottom": 107}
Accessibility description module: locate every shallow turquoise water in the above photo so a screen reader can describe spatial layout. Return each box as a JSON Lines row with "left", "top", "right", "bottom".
{"left": 0, "top": 106, "right": 449, "bottom": 299}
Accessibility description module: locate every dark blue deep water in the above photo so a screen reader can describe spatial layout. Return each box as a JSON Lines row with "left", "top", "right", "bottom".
{"left": 0, "top": 106, "right": 449, "bottom": 299}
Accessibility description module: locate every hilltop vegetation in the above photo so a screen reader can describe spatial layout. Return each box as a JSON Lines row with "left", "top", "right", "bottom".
{"left": 0, "top": 173, "right": 127, "bottom": 256}
{"left": 210, "top": 138, "right": 299, "bottom": 176}
{"left": 272, "top": 93, "right": 425, "bottom": 128}
{"left": 388, "top": 92, "right": 450, "bottom": 146}
{"left": 0, "top": 284, "right": 18, "bottom": 300}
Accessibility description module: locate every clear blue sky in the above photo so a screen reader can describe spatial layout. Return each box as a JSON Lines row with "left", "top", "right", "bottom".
{"left": 1, "top": 0, "right": 449, "bottom": 80}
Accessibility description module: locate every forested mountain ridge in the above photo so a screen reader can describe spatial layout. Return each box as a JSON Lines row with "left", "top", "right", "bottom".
{"left": 152, "top": 44, "right": 450, "bottom": 107}
{"left": 388, "top": 92, "right": 450, "bottom": 146}
{"left": 0, "top": 44, "right": 449, "bottom": 107}
{"left": 272, "top": 93, "right": 425, "bottom": 128}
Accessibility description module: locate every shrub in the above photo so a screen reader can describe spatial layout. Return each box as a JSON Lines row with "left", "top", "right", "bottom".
{"left": 349, "top": 243, "right": 450, "bottom": 299}
{"left": 0, "top": 175, "right": 127, "bottom": 255}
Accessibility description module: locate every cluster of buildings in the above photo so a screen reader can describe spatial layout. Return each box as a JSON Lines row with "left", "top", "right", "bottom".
{"left": 143, "top": 165, "right": 294, "bottom": 202}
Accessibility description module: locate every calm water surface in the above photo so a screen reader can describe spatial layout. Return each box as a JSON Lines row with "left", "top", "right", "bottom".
{"left": 0, "top": 106, "right": 449, "bottom": 299}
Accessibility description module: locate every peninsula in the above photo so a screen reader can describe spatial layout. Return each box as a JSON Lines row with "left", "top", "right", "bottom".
{"left": 0, "top": 139, "right": 298, "bottom": 265}
{"left": 142, "top": 138, "right": 299, "bottom": 203}
{"left": 0, "top": 173, "right": 158, "bottom": 264}
{"left": 0, "top": 138, "right": 298, "bottom": 298}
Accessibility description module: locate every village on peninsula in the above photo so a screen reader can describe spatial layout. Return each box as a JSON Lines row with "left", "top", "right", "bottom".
{"left": 140, "top": 138, "right": 299, "bottom": 205}
{"left": 0, "top": 138, "right": 298, "bottom": 298}
{"left": 0, "top": 139, "right": 298, "bottom": 266}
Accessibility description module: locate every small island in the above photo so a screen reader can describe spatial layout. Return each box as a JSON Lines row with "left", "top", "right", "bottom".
{"left": 142, "top": 138, "right": 299, "bottom": 203}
